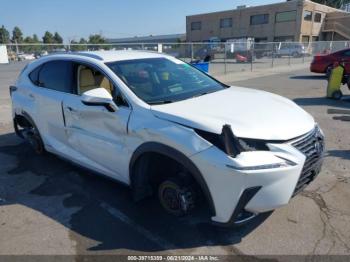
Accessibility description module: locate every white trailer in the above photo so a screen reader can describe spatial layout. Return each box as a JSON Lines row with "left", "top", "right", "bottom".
{"left": 0, "top": 45, "right": 9, "bottom": 64}
{"left": 226, "top": 38, "right": 254, "bottom": 53}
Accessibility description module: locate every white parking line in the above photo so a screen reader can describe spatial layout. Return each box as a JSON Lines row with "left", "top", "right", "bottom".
{"left": 100, "top": 202, "right": 177, "bottom": 251}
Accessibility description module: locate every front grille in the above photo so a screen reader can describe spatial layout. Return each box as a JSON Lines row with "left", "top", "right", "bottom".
{"left": 292, "top": 127, "right": 324, "bottom": 196}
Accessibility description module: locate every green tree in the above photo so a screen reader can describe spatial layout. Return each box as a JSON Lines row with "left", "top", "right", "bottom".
{"left": 53, "top": 32, "right": 63, "bottom": 44}
{"left": 42, "top": 31, "right": 54, "bottom": 44}
{"left": 32, "top": 34, "right": 40, "bottom": 43}
{"left": 0, "top": 25, "right": 10, "bottom": 44}
{"left": 70, "top": 37, "right": 88, "bottom": 51}
{"left": 88, "top": 34, "right": 107, "bottom": 50}
{"left": 23, "top": 36, "right": 38, "bottom": 53}
{"left": 12, "top": 26, "right": 23, "bottom": 43}
{"left": 24, "top": 34, "right": 43, "bottom": 53}
{"left": 88, "top": 34, "right": 106, "bottom": 44}
{"left": 24, "top": 36, "right": 34, "bottom": 43}
{"left": 79, "top": 37, "right": 88, "bottom": 44}
{"left": 42, "top": 31, "right": 55, "bottom": 51}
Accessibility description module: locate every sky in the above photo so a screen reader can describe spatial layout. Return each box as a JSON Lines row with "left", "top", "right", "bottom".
{"left": 1, "top": 0, "right": 281, "bottom": 42}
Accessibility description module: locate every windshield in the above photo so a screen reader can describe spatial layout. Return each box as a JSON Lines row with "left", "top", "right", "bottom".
{"left": 106, "top": 58, "right": 226, "bottom": 104}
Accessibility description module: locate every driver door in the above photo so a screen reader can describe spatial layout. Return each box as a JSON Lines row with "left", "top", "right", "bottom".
{"left": 62, "top": 62, "right": 131, "bottom": 183}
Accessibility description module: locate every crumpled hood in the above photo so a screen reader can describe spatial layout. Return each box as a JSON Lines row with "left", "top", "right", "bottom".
{"left": 151, "top": 87, "right": 315, "bottom": 140}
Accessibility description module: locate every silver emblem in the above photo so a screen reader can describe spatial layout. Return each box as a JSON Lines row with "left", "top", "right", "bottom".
{"left": 314, "top": 140, "right": 323, "bottom": 155}
{"left": 314, "top": 129, "right": 324, "bottom": 155}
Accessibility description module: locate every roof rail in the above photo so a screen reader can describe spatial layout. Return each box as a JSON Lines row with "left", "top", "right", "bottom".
{"left": 45, "top": 51, "right": 104, "bottom": 61}
{"left": 73, "top": 52, "right": 104, "bottom": 61}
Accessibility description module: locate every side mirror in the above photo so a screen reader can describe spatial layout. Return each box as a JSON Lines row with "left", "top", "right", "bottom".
{"left": 81, "top": 88, "right": 118, "bottom": 112}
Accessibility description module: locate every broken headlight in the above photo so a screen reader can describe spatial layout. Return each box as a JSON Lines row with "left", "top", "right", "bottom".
{"left": 195, "top": 125, "right": 269, "bottom": 157}
{"left": 237, "top": 137, "right": 269, "bottom": 151}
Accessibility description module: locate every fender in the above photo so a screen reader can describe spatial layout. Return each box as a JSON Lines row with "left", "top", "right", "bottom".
{"left": 129, "top": 142, "right": 216, "bottom": 216}
{"left": 14, "top": 111, "right": 42, "bottom": 139}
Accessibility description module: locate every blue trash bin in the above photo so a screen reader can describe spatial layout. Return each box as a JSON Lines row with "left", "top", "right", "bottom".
{"left": 191, "top": 62, "right": 209, "bottom": 73}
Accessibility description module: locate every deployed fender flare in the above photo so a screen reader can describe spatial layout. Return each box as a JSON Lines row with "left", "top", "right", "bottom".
{"left": 129, "top": 142, "right": 216, "bottom": 216}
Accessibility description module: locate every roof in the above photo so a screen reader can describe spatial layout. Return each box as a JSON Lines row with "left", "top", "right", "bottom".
{"left": 187, "top": 0, "right": 345, "bottom": 17}
{"left": 107, "top": 34, "right": 186, "bottom": 44}
{"left": 49, "top": 50, "right": 171, "bottom": 63}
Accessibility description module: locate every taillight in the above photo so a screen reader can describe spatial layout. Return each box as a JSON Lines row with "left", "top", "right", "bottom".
{"left": 313, "top": 56, "right": 324, "bottom": 62}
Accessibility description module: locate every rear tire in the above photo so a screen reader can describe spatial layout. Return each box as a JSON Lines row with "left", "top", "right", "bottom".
{"left": 326, "top": 66, "right": 332, "bottom": 79}
{"left": 25, "top": 125, "right": 46, "bottom": 155}
{"left": 332, "top": 90, "right": 343, "bottom": 100}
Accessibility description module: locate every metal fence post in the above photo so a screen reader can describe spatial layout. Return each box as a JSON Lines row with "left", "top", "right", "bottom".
{"left": 271, "top": 43, "right": 274, "bottom": 68}
{"left": 250, "top": 43, "right": 254, "bottom": 72}
{"left": 224, "top": 43, "right": 227, "bottom": 74}
{"left": 15, "top": 40, "right": 19, "bottom": 56}
{"left": 288, "top": 47, "right": 291, "bottom": 66}
{"left": 302, "top": 50, "right": 305, "bottom": 63}
{"left": 191, "top": 43, "right": 194, "bottom": 62}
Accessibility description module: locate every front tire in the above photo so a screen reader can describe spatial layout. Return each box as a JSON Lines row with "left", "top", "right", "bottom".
{"left": 158, "top": 176, "right": 195, "bottom": 216}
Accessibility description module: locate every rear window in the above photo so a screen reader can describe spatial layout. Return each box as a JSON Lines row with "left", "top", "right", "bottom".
{"left": 37, "top": 61, "right": 73, "bottom": 93}
{"left": 343, "top": 50, "right": 350, "bottom": 57}
{"left": 29, "top": 65, "right": 42, "bottom": 85}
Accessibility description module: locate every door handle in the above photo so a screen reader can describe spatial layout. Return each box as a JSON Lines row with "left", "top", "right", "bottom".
{"left": 29, "top": 93, "right": 35, "bottom": 100}
{"left": 67, "top": 106, "right": 77, "bottom": 112}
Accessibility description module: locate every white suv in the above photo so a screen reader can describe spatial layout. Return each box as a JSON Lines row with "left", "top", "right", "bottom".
{"left": 10, "top": 51, "right": 324, "bottom": 226}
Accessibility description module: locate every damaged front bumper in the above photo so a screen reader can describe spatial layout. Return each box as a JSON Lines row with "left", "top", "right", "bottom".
{"left": 190, "top": 135, "right": 324, "bottom": 226}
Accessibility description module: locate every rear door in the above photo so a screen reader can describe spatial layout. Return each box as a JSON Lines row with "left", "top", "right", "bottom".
{"left": 62, "top": 62, "right": 131, "bottom": 182}
{"left": 31, "top": 60, "right": 74, "bottom": 155}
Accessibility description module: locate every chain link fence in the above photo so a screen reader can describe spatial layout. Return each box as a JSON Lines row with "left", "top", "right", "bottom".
{"left": 2, "top": 41, "right": 350, "bottom": 76}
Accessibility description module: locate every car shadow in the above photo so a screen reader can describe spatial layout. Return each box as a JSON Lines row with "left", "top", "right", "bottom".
{"left": 293, "top": 96, "right": 350, "bottom": 109}
{"left": 332, "top": 115, "right": 350, "bottom": 122}
{"left": 326, "top": 149, "right": 350, "bottom": 161}
{"left": 327, "top": 108, "right": 350, "bottom": 122}
{"left": 289, "top": 75, "right": 327, "bottom": 80}
{"left": 0, "top": 132, "right": 271, "bottom": 252}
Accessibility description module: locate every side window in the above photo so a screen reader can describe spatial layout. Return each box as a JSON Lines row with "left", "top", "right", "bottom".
{"left": 75, "top": 63, "right": 128, "bottom": 107}
{"left": 76, "top": 64, "right": 114, "bottom": 95}
{"left": 29, "top": 65, "right": 42, "bottom": 85}
{"left": 38, "top": 61, "right": 73, "bottom": 93}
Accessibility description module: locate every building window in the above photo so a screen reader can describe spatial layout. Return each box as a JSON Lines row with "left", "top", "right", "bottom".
{"left": 274, "top": 36, "right": 294, "bottom": 42}
{"left": 314, "top": 12, "right": 322, "bottom": 22}
{"left": 250, "top": 14, "right": 269, "bottom": 25}
{"left": 302, "top": 35, "right": 310, "bottom": 43}
{"left": 191, "top": 21, "right": 201, "bottom": 31}
{"left": 220, "top": 18, "right": 232, "bottom": 28}
{"left": 275, "top": 10, "right": 297, "bottom": 23}
{"left": 304, "top": 10, "right": 312, "bottom": 21}
{"left": 255, "top": 37, "right": 268, "bottom": 43}
{"left": 312, "top": 36, "right": 319, "bottom": 42}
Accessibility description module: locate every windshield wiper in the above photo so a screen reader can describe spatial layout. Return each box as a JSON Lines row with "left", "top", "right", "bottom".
{"left": 148, "top": 100, "right": 174, "bottom": 105}
{"left": 191, "top": 92, "right": 209, "bottom": 98}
